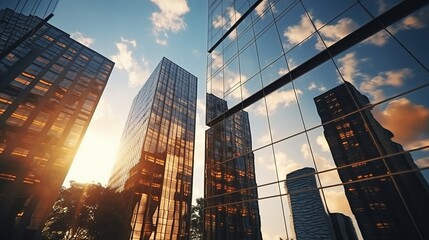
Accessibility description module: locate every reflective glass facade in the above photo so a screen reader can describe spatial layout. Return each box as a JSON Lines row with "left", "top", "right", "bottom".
{"left": 108, "top": 57, "right": 197, "bottom": 240}
{"left": 285, "top": 167, "right": 335, "bottom": 239}
{"left": 0, "top": 7, "right": 113, "bottom": 240}
{"left": 0, "top": 1, "right": 58, "bottom": 59}
{"left": 205, "top": 0, "right": 429, "bottom": 239}
{"left": 205, "top": 93, "right": 262, "bottom": 239}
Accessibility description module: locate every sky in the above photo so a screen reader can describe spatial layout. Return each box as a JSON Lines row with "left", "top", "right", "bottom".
{"left": 49, "top": 0, "right": 208, "bottom": 201}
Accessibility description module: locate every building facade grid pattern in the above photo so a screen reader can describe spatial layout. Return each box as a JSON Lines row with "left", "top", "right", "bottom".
{"left": 108, "top": 57, "right": 197, "bottom": 240}
{"left": 204, "top": 0, "right": 429, "bottom": 239}
{"left": 0, "top": 6, "right": 113, "bottom": 239}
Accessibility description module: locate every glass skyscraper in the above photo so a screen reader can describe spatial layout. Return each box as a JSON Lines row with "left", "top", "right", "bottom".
{"left": 315, "top": 82, "right": 429, "bottom": 239}
{"left": 330, "top": 213, "right": 359, "bottom": 240}
{"left": 205, "top": 0, "right": 429, "bottom": 239}
{"left": 205, "top": 93, "right": 262, "bottom": 239}
{"left": 0, "top": 0, "right": 58, "bottom": 60}
{"left": 285, "top": 167, "right": 335, "bottom": 240}
{"left": 108, "top": 57, "right": 197, "bottom": 240}
{"left": 0, "top": 6, "right": 113, "bottom": 240}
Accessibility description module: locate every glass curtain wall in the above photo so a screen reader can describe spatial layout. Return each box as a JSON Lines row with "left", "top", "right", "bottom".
{"left": 205, "top": 0, "right": 429, "bottom": 239}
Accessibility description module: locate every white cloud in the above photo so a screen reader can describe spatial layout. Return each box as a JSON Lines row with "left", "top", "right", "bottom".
{"left": 284, "top": 13, "right": 318, "bottom": 47}
{"left": 278, "top": 60, "right": 296, "bottom": 75}
{"left": 258, "top": 133, "right": 272, "bottom": 145}
{"left": 278, "top": 67, "right": 288, "bottom": 76}
{"left": 284, "top": 10, "right": 425, "bottom": 51}
{"left": 210, "top": 75, "right": 223, "bottom": 96}
{"left": 308, "top": 82, "right": 326, "bottom": 92}
{"left": 365, "top": 15, "right": 425, "bottom": 46}
{"left": 360, "top": 68, "right": 412, "bottom": 102}
{"left": 150, "top": 0, "right": 190, "bottom": 45}
{"left": 211, "top": 50, "right": 224, "bottom": 71}
{"left": 337, "top": 52, "right": 360, "bottom": 84}
{"left": 308, "top": 82, "right": 317, "bottom": 90}
{"left": 284, "top": 13, "right": 357, "bottom": 51}
{"left": 336, "top": 52, "right": 413, "bottom": 103}
{"left": 70, "top": 31, "right": 95, "bottom": 47}
{"left": 254, "top": 88, "right": 301, "bottom": 116}
{"left": 316, "top": 18, "right": 358, "bottom": 50}
{"left": 275, "top": 151, "right": 303, "bottom": 182}
{"left": 301, "top": 143, "right": 312, "bottom": 160}
{"left": 212, "top": 7, "right": 242, "bottom": 40}
{"left": 155, "top": 38, "right": 168, "bottom": 46}
{"left": 316, "top": 135, "right": 330, "bottom": 152}
{"left": 255, "top": 0, "right": 275, "bottom": 17}
{"left": 225, "top": 72, "right": 249, "bottom": 100}
{"left": 287, "top": 57, "right": 297, "bottom": 70}
{"left": 323, "top": 188, "right": 354, "bottom": 216}
{"left": 111, "top": 37, "right": 150, "bottom": 87}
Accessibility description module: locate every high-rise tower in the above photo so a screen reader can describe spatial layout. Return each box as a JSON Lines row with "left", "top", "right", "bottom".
{"left": 314, "top": 82, "right": 429, "bottom": 239}
{"left": 0, "top": 7, "right": 113, "bottom": 239}
{"left": 108, "top": 57, "right": 197, "bottom": 240}
{"left": 330, "top": 213, "right": 359, "bottom": 240}
{"left": 285, "top": 167, "right": 335, "bottom": 240}
{"left": 205, "top": 93, "right": 262, "bottom": 239}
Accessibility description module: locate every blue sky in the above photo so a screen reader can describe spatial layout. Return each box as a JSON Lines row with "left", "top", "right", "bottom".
{"left": 50, "top": 0, "right": 208, "bottom": 200}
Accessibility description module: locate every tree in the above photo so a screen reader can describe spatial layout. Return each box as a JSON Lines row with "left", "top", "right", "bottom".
{"left": 190, "top": 197, "right": 204, "bottom": 240}
{"left": 41, "top": 182, "right": 130, "bottom": 240}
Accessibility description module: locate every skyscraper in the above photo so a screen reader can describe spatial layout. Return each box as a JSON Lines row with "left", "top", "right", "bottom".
{"left": 205, "top": 93, "right": 262, "bottom": 239}
{"left": 285, "top": 167, "right": 335, "bottom": 240}
{"left": 108, "top": 57, "right": 197, "bottom": 240}
{"left": 0, "top": 0, "right": 58, "bottom": 60}
{"left": 205, "top": 0, "right": 429, "bottom": 239}
{"left": 330, "top": 213, "right": 358, "bottom": 240}
{"left": 0, "top": 7, "right": 113, "bottom": 240}
{"left": 314, "top": 82, "right": 429, "bottom": 239}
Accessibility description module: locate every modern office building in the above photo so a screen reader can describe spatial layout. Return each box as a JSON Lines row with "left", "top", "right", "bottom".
{"left": 205, "top": 0, "right": 429, "bottom": 239}
{"left": 0, "top": 7, "right": 113, "bottom": 240}
{"left": 330, "top": 213, "right": 358, "bottom": 240}
{"left": 205, "top": 93, "right": 262, "bottom": 239}
{"left": 0, "top": 0, "right": 58, "bottom": 60}
{"left": 108, "top": 57, "right": 197, "bottom": 240}
{"left": 314, "top": 82, "right": 429, "bottom": 239}
{"left": 285, "top": 167, "right": 335, "bottom": 240}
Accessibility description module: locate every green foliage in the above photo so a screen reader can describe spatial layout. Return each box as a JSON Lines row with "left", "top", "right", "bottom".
{"left": 190, "top": 197, "right": 204, "bottom": 240}
{"left": 41, "top": 182, "right": 130, "bottom": 240}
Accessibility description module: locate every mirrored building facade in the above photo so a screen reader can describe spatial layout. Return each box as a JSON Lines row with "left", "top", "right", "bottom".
{"left": 0, "top": 0, "right": 58, "bottom": 60}
{"left": 0, "top": 7, "right": 113, "bottom": 239}
{"left": 285, "top": 167, "right": 335, "bottom": 240}
{"left": 205, "top": 0, "right": 429, "bottom": 239}
{"left": 205, "top": 93, "right": 262, "bottom": 239}
{"left": 108, "top": 57, "right": 197, "bottom": 240}
{"left": 315, "top": 82, "right": 429, "bottom": 239}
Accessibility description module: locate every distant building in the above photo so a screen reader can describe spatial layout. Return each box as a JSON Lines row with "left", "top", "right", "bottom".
{"left": 285, "top": 167, "right": 335, "bottom": 240}
{"left": 205, "top": 93, "right": 262, "bottom": 240}
{"left": 108, "top": 57, "right": 197, "bottom": 240}
{"left": 314, "top": 82, "right": 429, "bottom": 239}
{"left": 0, "top": 7, "right": 113, "bottom": 240}
{"left": 330, "top": 213, "right": 358, "bottom": 240}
